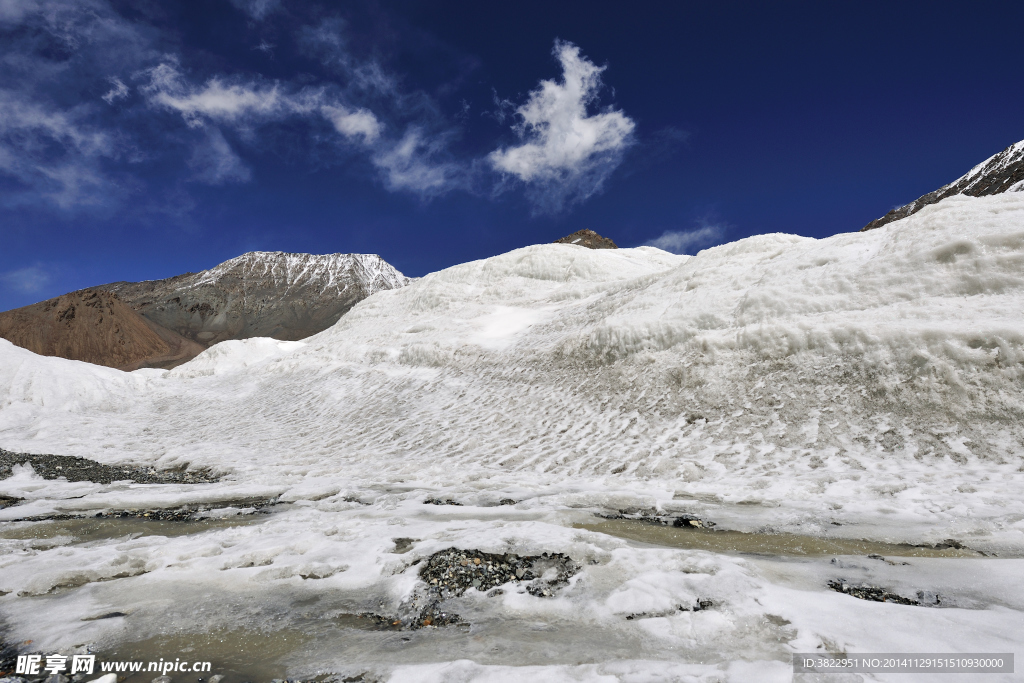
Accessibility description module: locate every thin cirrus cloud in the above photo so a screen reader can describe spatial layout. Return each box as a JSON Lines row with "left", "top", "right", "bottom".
{"left": 143, "top": 62, "right": 383, "bottom": 145}
{"left": 227, "top": 0, "right": 281, "bottom": 21}
{"left": 645, "top": 223, "right": 724, "bottom": 255}
{"left": 141, "top": 61, "right": 462, "bottom": 193}
{"left": 0, "top": 90, "right": 119, "bottom": 209}
{"left": 187, "top": 128, "right": 252, "bottom": 185}
{"left": 489, "top": 40, "right": 636, "bottom": 214}
{"left": 0, "top": 265, "right": 51, "bottom": 293}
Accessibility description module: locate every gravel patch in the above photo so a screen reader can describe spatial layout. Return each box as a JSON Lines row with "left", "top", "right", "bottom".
{"left": 827, "top": 579, "right": 932, "bottom": 606}
{"left": 0, "top": 448, "right": 219, "bottom": 485}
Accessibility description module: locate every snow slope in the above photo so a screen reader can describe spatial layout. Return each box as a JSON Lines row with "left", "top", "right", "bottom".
{"left": 2, "top": 193, "right": 1024, "bottom": 681}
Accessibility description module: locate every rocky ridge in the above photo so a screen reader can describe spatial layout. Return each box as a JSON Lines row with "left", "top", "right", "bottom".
{"left": 104, "top": 251, "right": 411, "bottom": 347}
{"left": 554, "top": 229, "right": 618, "bottom": 249}
{"left": 862, "top": 138, "right": 1024, "bottom": 231}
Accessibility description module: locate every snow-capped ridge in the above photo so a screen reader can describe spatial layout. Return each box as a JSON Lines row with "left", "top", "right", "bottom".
{"left": 192, "top": 251, "right": 411, "bottom": 295}
{"left": 105, "top": 250, "right": 410, "bottom": 347}
{"left": 863, "top": 138, "right": 1024, "bottom": 231}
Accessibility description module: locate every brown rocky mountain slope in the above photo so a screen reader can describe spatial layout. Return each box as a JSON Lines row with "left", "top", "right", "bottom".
{"left": 0, "top": 289, "right": 204, "bottom": 370}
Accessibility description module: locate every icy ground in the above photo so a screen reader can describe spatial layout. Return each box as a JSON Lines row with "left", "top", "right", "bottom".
{"left": 2, "top": 194, "right": 1024, "bottom": 681}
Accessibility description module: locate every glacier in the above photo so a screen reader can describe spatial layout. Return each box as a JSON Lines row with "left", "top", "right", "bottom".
{"left": 2, "top": 193, "right": 1024, "bottom": 681}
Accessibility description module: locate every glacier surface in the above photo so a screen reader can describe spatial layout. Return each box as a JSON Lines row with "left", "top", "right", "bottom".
{"left": 2, "top": 194, "right": 1024, "bottom": 681}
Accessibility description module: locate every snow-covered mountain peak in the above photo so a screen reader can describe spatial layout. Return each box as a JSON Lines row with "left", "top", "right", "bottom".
{"left": 104, "top": 250, "right": 411, "bottom": 346}
{"left": 863, "top": 137, "right": 1024, "bottom": 231}
{"left": 193, "top": 251, "right": 411, "bottom": 295}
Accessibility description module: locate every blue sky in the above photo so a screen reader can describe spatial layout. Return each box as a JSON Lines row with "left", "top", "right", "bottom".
{"left": 1, "top": 0, "right": 1022, "bottom": 311}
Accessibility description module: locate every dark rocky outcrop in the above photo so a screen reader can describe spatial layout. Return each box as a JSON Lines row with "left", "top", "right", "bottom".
{"left": 0, "top": 447, "right": 217, "bottom": 484}
{"left": 555, "top": 229, "right": 618, "bottom": 249}
{"left": 862, "top": 139, "right": 1024, "bottom": 231}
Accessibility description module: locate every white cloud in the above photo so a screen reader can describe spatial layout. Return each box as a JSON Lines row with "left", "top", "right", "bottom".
{"left": 645, "top": 224, "right": 724, "bottom": 255}
{"left": 142, "top": 64, "right": 297, "bottom": 127}
{"left": 321, "top": 104, "right": 381, "bottom": 144}
{"left": 187, "top": 127, "right": 251, "bottom": 185}
{"left": 0, "top": 265, "right": 50, "bottom": 293}
{"left": 143, "top": 63, "right": 383, "bottom": 144}
{"left": 489, "top": 40, "right": 635, "bottom": 213}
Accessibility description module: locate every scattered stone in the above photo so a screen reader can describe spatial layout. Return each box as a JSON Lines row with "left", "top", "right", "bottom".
{"left": 624, "top": 599, "right": 713, "bottom": 620}
{"left": 7, "top": 499, "right": 279, "bottom": 524}
{"left": 98, "top": 499, "right": 278, "bottom": 522}
{"left": 80, "top": 612, "right": 127, "bottom": 621}
{"left": 421, "top": 548, "right": 578, "bottom": 600}
{"left": 423, "top": 498, "right": 462, "bottom": 506}
{"left": 672, "top": 514, "right": 712, "bottom": 529}
{"left": 0, "top": 495, "right": 22, "bottom": 509}
{"left": 866, "top": 554, "right": 909, "bottom": 566}
{"left": 498, "top": 499, "right": 518, "bottom": 506}
{"left": 597, "top": 509, "right": 715, "bottom": 529}
{"left": 827, "top": 579, "right": 920, "bottom": 605}
{"left": 368, "top": 547, "right": 582, "bottom": 631}
{"left": 0, "top": 448, "right": 218, "bottom": 485}
{"left": 933, "top": 539, "right": 964, "bottom": 550}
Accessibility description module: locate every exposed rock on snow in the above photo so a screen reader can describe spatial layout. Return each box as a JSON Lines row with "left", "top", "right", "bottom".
{"left": 554, "top": 228, "right": 618, "bottom": 249}
{"left": 0, "top": 448, "right": 217, "bottom": 485}
{"left": 827, "top": 579, "right": 923, "bottom": 605}
{"left": 103, "top": 251, "right": 411, "bottom": 347}
{"left": 863, "top": 138, "right": 1024, "bottom": 231}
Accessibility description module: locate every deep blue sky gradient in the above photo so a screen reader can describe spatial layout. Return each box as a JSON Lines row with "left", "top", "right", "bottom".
{"left": 2, "top": 0, "right": 1022, "bottom": 311}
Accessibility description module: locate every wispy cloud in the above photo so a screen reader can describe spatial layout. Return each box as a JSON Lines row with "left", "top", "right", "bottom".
{"left": 227, "top": 0, "right": 281, "bottom": 21}
{"left": 0, "top": 264, "right": 50, "bottom": 293}
{"left": 371, "top": 128, "right": 463, "bottom": 195}
{"left": 102, "top": 77, "right": 129, "bottom": 105}
{"left": 489, "top": 40, "right": 635, "bottom": 214}
{"left": 645, "top": 222, "right": 725, "bottom": 255}
{"left": 0, "top": 91, "right": 120, "bottom": 209}
{"left": 141, "top": 63, "right": 302, "bottom": 127}
{"left": 141, "top": 61, "right": 469, "bottom": 198}
{"left": 187, "top": 127, "right": 252, "bottom": 185}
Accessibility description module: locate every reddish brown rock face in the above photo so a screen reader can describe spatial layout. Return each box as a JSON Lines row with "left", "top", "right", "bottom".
{"left": 0, "top": 289, "right": 203, "bottom": 370}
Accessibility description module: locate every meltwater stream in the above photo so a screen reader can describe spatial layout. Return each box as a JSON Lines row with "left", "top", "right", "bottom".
{"left": 574, "top": 519, "right": 993, "bottom": 558}
{"left": 3, "top": 508, "right": 1021, "bottom": 682}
